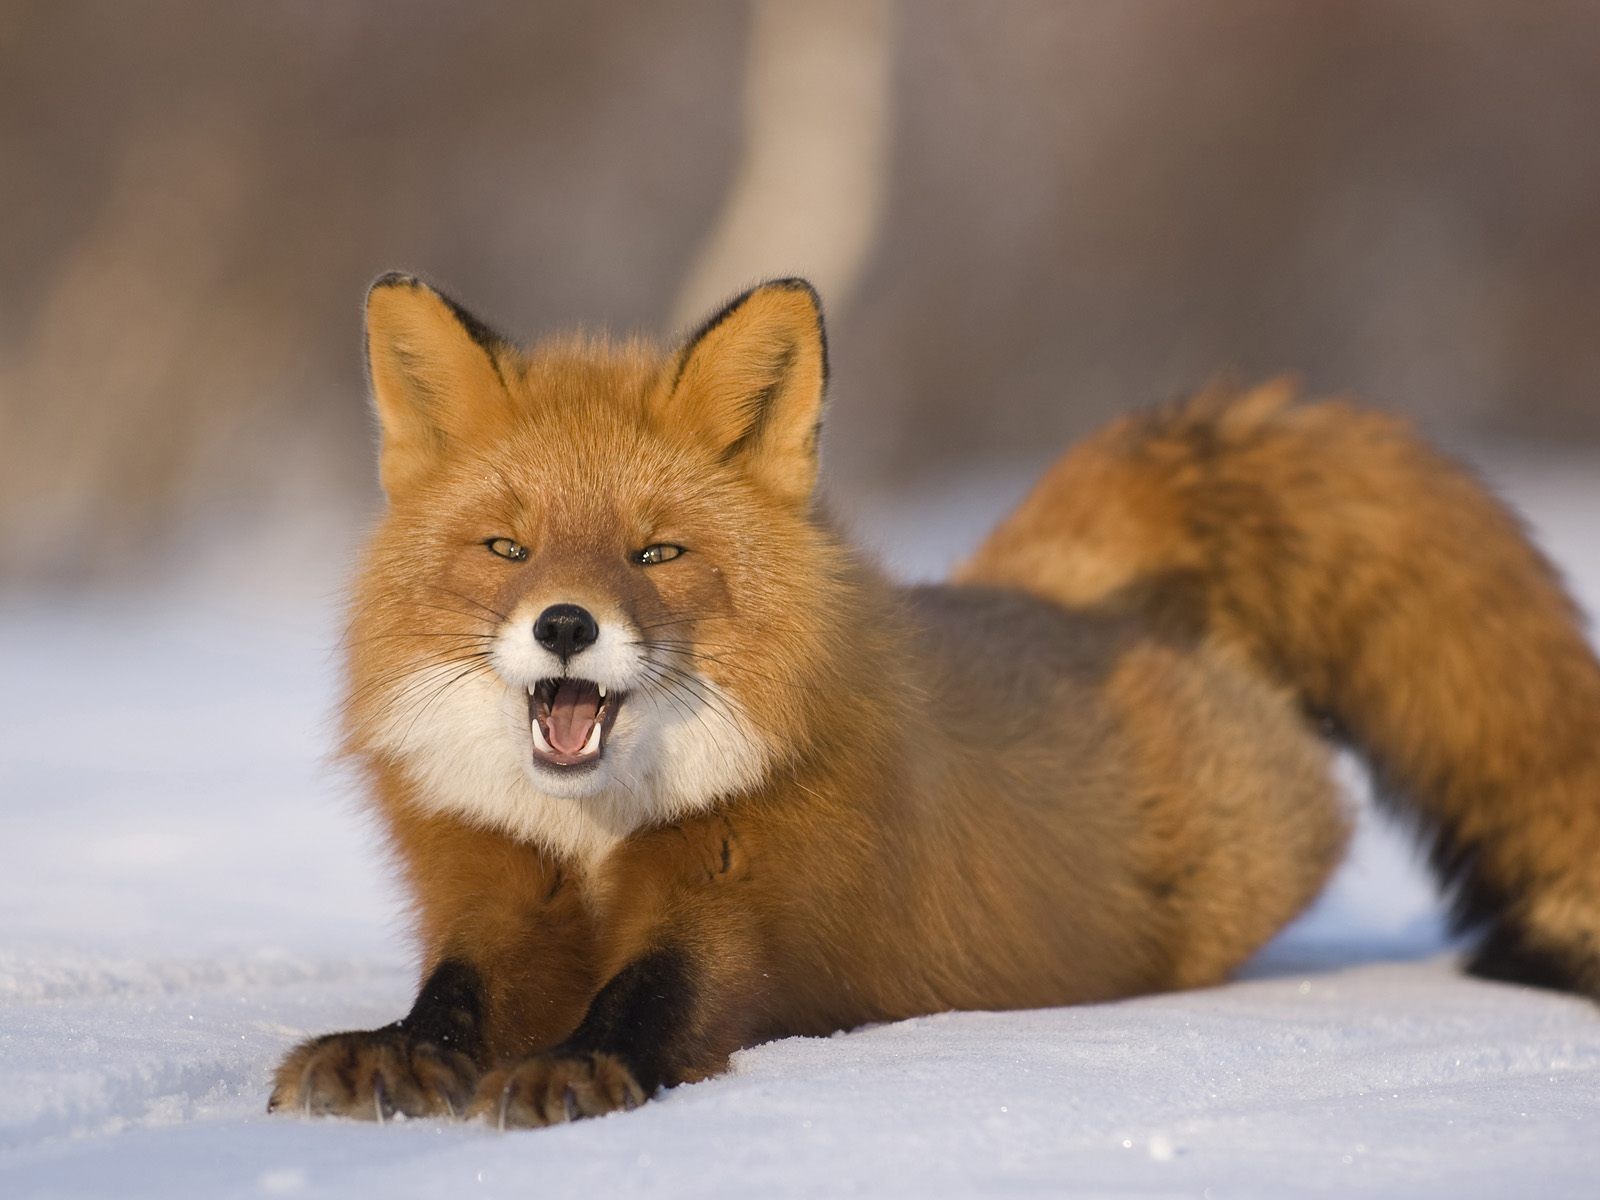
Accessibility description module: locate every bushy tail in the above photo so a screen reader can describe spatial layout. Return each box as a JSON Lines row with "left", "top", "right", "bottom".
{"left": 963, "top": 380, "right": 1600, "bottom": 997}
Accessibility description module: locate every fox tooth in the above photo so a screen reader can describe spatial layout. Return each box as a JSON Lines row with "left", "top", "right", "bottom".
{"left": 582, "top": 720, "right": 604, "bottom": 756}
{"left": 598, "top": 684, "right": 607, "bottom": 699}
{"left": 531, "top": 720, "right": 555, "bottom": 754}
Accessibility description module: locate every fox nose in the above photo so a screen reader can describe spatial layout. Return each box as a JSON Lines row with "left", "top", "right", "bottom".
{"left": 533, "top": 603, "right": 600, "bottom": 661}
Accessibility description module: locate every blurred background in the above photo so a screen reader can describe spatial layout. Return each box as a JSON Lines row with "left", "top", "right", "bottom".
{"left": 3, "top": 0, "right": 1598, "bottom": 593}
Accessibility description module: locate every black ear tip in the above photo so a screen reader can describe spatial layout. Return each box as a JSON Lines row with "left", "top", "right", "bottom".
{"left": 368, "top": 271, "right": 424, "bottom": 299}
{"left": 766, "top": 277, "right": 823, "bottom": 313}
{"left": 363, "top": 272, "right": 506, "bottom": 353}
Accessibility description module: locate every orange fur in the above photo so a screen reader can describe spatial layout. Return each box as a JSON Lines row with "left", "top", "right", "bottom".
{"left": 270, "top": 278, "right": 1600, "bottom": 1127}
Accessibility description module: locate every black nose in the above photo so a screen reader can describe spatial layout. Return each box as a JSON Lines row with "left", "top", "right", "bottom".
{"left": 533, "top": 603, "right": 599, "bottom": 660}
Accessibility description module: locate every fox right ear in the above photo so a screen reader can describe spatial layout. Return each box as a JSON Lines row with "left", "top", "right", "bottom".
{"left": 654, "top": 279, "right": 828, "bottom": 506}
{"left": 364, "top": 273, "right": 514, "bottom": 496}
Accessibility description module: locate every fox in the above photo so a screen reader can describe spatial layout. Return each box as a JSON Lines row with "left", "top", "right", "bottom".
{"left": 269, "top": 273, "right": 1600, "bottom": 1127}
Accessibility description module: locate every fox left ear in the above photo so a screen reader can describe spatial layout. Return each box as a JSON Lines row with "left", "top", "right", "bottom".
{"left": 654, "top": 279, "right": 828, "bottom": 506}
{"left": 365, "top": 272, "right": 515, "bottom": 497}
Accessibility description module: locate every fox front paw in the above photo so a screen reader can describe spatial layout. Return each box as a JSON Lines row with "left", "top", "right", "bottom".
{"left": 468, "top": 1051, "right": 647, "bottom": 1129}
{"left": 268, "top": 1026, "right": 478, "bottom": 1121}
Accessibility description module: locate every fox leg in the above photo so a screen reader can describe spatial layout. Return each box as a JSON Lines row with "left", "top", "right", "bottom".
{"left": 469, "top": 932, "right": 769, "bottom": 1129}
{"left": 269, "top": 796, "right": 597, "bottom": 1120}
{"left": 468, "top": 949, "right": 692, "bottom": 1127}
{"left": 470, "top": 817, "right": 766, "bottom": 1128}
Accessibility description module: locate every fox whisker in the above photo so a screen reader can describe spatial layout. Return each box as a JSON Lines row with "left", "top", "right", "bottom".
{"left": 423, "top": 585, "right": 509, "bottom": 623}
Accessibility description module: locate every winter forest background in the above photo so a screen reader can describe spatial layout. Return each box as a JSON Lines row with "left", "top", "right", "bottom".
{"left": 6, "top": 0, "right": 1600, "bottom": 586}
{"left": 3, "top": 3, "right": 1599, "bottom": 1197}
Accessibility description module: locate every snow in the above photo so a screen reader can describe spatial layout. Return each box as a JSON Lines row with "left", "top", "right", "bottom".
{"left": 4, "top": 455, "right": 1600, "bottom": 1199}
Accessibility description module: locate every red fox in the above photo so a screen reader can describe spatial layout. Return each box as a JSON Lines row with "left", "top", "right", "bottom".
{"left": 270, "top": 274, "right": 1600, "bottom": 1126}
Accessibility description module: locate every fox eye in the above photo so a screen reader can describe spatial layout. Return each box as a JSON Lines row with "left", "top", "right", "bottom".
{"left": 634, "top": 543, "right": 685, "bottom": 566}
{"left": 484, "top": 537, "right": 528, "bottom": 562}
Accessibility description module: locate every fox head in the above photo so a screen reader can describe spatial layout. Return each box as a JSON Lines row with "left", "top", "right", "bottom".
{"left": 346, "top": 274, "right": 860, "bottom": 864}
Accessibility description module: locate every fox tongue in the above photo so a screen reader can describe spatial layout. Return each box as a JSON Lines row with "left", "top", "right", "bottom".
{"left": 545, "top": 679, "right": 602, "bottom": 754}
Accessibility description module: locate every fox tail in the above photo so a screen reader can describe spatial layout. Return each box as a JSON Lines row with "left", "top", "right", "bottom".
{"left": 964, "top": 380, "right": 1600, "bottom": 998}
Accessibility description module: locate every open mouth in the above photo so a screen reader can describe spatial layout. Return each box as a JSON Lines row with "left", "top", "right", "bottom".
{"left": 527, "top": 678, "right": 624, "bottom": 769}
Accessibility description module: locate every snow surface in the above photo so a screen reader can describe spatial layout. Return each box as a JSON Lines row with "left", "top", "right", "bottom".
{"left": 4, "top": 456, "right": 1599, "bottom": 1198}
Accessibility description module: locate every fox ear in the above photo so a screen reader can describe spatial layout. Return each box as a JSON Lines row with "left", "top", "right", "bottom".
{"left": 655, "top": 279, "right": 828, "bottom": 505}
{"left": 364, "top": 272, "right": 513, "bottom": 496}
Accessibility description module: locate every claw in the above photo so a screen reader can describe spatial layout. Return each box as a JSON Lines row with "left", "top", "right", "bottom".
{"left": 373, "top": 1074, "right": 388, "bottom": 1124}
{"left": 562, "top": 1085, "right": 578, "bottom": 1123}
{"left": 496, "top": 1080, "right": 512, "bottom": 1132}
